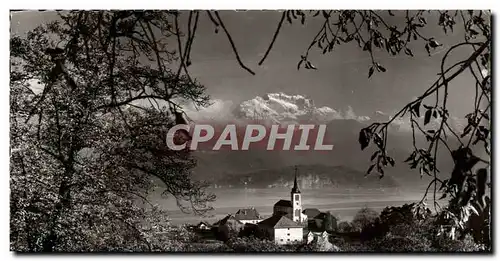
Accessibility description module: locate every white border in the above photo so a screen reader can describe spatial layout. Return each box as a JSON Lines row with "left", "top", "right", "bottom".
{"left": 5, "top": 0, "right": 498, "bottom": 10}
{"left": 2, "top": 1, "right": 499, "bottom": 261}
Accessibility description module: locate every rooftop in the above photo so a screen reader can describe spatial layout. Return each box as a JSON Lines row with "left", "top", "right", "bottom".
{"left": 234, "top": 208, "right": 261, "bottom": 220}
{"left": 274, "top": 199, "right": 292, "bottom": 208}
{"left": 258, "top": 215, "right": 302, "bottom": 229}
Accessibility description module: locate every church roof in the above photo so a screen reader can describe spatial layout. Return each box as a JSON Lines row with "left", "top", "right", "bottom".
{"left": 291, "top": 166, "right": 301, "bottom": 193}
{"left": 274, "top": 199, "right": 292, "bottom": 207}
{"left": 234, "top": 208, "right": 261, "bottom": 220}
{"left": 258, "top": 215, "right": 302, "bottom": 229}
{"left": 303, "top": 208, "right": 321, "bottom": 218}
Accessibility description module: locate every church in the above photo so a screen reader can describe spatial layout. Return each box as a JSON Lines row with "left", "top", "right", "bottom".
{"left": 256, "top": 167, "right": 307, "bottom": 244}
{"left": 272, "top": 167, "right": 308, "bottom": 223}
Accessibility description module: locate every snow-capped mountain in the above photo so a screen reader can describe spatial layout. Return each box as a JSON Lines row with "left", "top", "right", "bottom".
{"left": 232, "top": 92, "right": 367, "bottom": 124}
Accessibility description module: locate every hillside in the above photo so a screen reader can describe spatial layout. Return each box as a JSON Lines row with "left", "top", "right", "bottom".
{"left": 209, "top": 164, "right": 399, "bottom": 189}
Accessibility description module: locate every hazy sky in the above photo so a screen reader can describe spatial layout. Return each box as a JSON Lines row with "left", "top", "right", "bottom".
{"left": 10, "top": 10, "right": 479, "bottom": 118}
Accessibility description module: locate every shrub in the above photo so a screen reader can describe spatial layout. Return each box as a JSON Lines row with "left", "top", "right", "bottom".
{"left": 226, "top": 237, "right": 293, "bottom": 252}
{"left": 368, "top": 233, "right": 433, "bottom": 252}
{"left": 432, "top": 234, "right": 486, "bottom": 252}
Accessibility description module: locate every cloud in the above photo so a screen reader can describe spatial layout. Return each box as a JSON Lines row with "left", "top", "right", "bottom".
{"left": 183, "top": 99, "right": 236, "bottom": 122}
{"left": 182, "top": 92, "right": 372, "bottom": 125}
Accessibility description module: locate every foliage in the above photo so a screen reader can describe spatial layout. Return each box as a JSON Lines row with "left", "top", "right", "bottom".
{"left": 351, "top": 207, "right": 379, "bottom": 232}
{"left": 226, "top": 236, "right": 294, "bottom": 252}
{"left": 10, "top": 10, "right": 215, "bottom": 252}
{"left": 353, "top": 204, "right": 486, "bottom": 252}
{"left": 214, "top": 224, "right": 231, "bottom": 242}
{"left": 337, "top": 221, "right": 356, "bottom": 233}
{"left": 368, "top": 233, "right": 433, "bottom": 252}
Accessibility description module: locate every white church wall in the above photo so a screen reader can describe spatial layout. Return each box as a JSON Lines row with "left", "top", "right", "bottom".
{"left": 273, "top": 227, "right": 303, "bottom": 245}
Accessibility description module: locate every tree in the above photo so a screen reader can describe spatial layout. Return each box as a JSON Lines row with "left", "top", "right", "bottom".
{"left": 352, "top": 207, "right": 379, "bottom": 232}
{"left": 337, "top": 221, "right": 355, "bottom": 233}
{"left": 10, "top": 11, "right": 215, "bottom": 252}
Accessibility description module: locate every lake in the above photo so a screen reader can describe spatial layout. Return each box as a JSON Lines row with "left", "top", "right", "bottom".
{"left": 149, "top": 187, "right": 439, "bottom": 225}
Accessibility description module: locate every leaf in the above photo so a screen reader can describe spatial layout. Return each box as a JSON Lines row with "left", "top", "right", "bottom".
{"left": 404, "top": 152, "right": 415, "bottom": 163}
{"left": 424, "top": 109, "right": 432, "bottom": 125}
{"left": 429, "top": 39, "right": 442, "bottom": 48}
{"left": 366, "top": 164, "right": 375, "bottom": 175}
{"left": 404, "top": 48, "right": 414, "bottom": 57}
{"left": 368, "top": 66, "right": 374, "bottom": 78}
{"left": 305, "top": 61, "right": 317, "bottom": 70}
{"left": 297, "top": 60, "right": 303, "bottom": 70}
{"left": 371, "top": 151, "right": 380, "bottom": 161}
{"left": 461, "top": 124, "right": 472, "bottom": 137}
{"left": 387, "top": 157, "right": 395, "bottom": 167}
{"left": 358, "top": 128, "right": 372, "bottom": 150}
{"left": 376, "top": 63, "right": 386, "bottom": 72}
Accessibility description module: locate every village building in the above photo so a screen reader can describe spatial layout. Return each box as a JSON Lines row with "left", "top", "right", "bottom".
{"left": 256, "top": 215, "right": 304, "bottom": 245}
{"left": 234, "top": 208, "right": 262, "bottom": 224}
{"left": 306, "top": 230, "right": 340, "bottom": 251}
{"left": 307, "top": 212, "right": 338, "bottom": 232}
{"left": 271, "top": 168, "right": 308, "bottom": 223}
{"left": 212, "top": 214, "right": 245, "bottom": 232}
{"left": 306, "top": 230, "right": 329, "bottom": 244}
{"left": 195, "top": 221, "right": 211, "bottom": 230}
{"left": 256, "top": 167, "right": 306, "bottom": 244}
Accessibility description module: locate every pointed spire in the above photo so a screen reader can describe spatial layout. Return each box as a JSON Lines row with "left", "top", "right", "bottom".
{"left": 292, "top": 165, "right": 300, "bottom": 193}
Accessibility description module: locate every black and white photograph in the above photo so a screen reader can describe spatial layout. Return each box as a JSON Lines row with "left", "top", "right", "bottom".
{"left": 8, "top": 6, "right": 493, "bottom": 253}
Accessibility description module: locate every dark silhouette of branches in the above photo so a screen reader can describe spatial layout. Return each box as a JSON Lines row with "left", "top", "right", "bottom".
{"left": 213, "top": 11, "right": 255, "bottom": 75}
{"left": 258, "top": 12, "right": 286, "bottom": 66}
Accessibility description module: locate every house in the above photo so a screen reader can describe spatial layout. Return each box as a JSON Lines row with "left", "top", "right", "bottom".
{"left": 309, "top": 212, "right": 338, "bottom": 232}
{"left": 195, "top": 221, "right": 211, "bottom": 230}
{"left": 234, "top": 208, "right": 262, "bottom": 224}
{"left": 257, "top": 215, "right": 303, "bottom": 245}
{"left": 271, "top": 167, "right": 307, "bottom": 223}
{"left": 306, "top": 231, "right": 340, "bottom": 251}
{"left": 213, "top": 214, "right": 244, "bottom": 232}
{"left": 307, "top": 230, "right": 329, "bottom": 244}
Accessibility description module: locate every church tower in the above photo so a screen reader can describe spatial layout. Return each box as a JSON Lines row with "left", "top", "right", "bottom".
{"left": 291, "top": 166, "right": 302, "bottom": 223}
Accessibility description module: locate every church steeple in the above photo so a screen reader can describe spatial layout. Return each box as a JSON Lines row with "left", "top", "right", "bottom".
{"left": 291, "top": 165, "right": 300, "bottom": 194}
